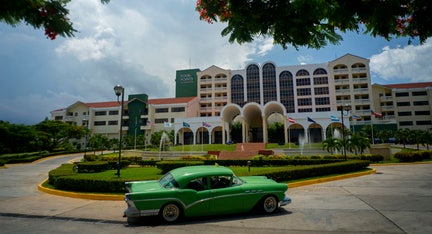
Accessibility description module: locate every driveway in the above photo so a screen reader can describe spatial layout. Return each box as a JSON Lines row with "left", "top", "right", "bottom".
{"left": 1, "top": 155, "right": 431, "bottom": 233}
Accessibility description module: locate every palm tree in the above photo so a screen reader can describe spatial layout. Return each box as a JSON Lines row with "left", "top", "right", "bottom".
{"left": 322, "top": 137, "right": 341, "bottom": 155}
{"left": 409, "top": 130, "right": 423, "bottom": 150}
{"left": 348, "top": 133, "right": 371, "bottom": 155}
{"left": 395, "top": 128, "right": 411, "bottom": 148}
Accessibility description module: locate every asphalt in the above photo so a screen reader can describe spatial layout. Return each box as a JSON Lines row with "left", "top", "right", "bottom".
{"left": 1, "top": 154, "right": 432, "bottom": 233}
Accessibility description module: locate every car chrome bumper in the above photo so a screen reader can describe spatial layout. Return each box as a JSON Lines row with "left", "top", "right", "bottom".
{"left": 280, "top": 195, "right": 291, "bottom": 206}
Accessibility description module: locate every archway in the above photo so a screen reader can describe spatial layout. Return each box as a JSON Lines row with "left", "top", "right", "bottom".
{"left": 243, "top": 103, "right": 263, "bottom": 142}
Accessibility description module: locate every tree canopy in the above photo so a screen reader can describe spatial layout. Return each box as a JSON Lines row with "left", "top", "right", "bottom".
{"left": 196, "top": 0, "right": 432, "bottom": 49}
{"left": 1, "top": 1, "right": 431, "bottom": 48}
{"left": 0, "top": 0, "right": 108, "bottom": 40}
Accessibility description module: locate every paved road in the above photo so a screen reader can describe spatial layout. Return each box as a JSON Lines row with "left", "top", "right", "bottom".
{"left": 1, "top": 155, "right": 431, "bottom": 233}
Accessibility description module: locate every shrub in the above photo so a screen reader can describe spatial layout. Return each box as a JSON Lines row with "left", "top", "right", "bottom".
{"left": 156, "top": 161, "right": 204, "bottom": 174}
{"left": 74, "top": 161, "right": 110, "bottom": 173}
{"left": 360, "top": 154, "right": 384, "bottom": 163}
{"left": 394, "top": 151, "right": 424, "bottom": 162}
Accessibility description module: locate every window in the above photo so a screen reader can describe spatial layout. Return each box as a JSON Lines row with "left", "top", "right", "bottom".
{"left": 397, "top": 102, "right": 410, "bottom": 106}
{"left": 313, "top": 77, "right": 328, "bottom": 85}
{"left": 316, "top": 107, "right": 331, "bottom": 112}
{"left": 398, "top": 111, "right": 412, "bottom": 116}
{"left": 416, "top": 120, "right": 432, "bottom": 125}
{"left": 246, "top": 64, "right": 260, "bottom": 103}
{"left": 94, "top": 121, "right": 106, "bottom": 126}
{"left": 155, "top": 118, "right": 168, "bottom": 123}
{"left": 210, "top": 176, "right": 231, "bottom": 189}
{"left": 262, "top": 63, "right": 277, "bottom": 104}
{"left": 155, "top": 108, "right": 169, "bottom": 113}
{"left": 415, "top": 111, "right": 431, "bottom": 115}
{"left": 298, "top": 108, "right": 313, "bottom": 112}
{"left": 108, "top": 120, "right": 118, "bottom": 125}
{"left": 315, "top": 97, "right": 330, "bottom": 105}
{"left": 298, "top": 98, "right": 312, "bottom": 106}
{"left": 399, "top": 121, "right": 413, "bottom": 126}
{"left": 296, "top": 78, "right": 310, "bottom": 86}
{"left": 413, "top": 101, "right": 429, "bottom": 106}
{"left": 109, "top": 110, "right": 119, "bottom": 115}
{"left": 313, "top": 68, "right": 327, "bottom": 75}
{"left": 95, "top": 111, "right": 107, "bottom": 116}
{"left": 395, "top": 92, "right": 409, "bottom": 97}
{"left": 231, "top": 75, "right": 244, "bottom": 106}
{"left": 314, "top": 87, "right": 329, "bottom": 95}
{"left": 412, "top": 91, "right": 427, "bottom": 96}
{"left": 171, "top": 107, "right": 185, "bottom": 112}
{"left": 186, "top": 177, "right": 208, "bottom": 191}
{"left": 296, "top": 69, "right": 309, "bottom": 76}
{"left": 297, "top": 88, "right": 311, "bottom": 96}
{"left": 279, "top": 71, "right": 295, "bottom": 113}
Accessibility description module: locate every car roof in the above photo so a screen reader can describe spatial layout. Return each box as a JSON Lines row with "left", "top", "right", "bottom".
{"left": 169, "top": 165, "right": 233, "bottom": 185}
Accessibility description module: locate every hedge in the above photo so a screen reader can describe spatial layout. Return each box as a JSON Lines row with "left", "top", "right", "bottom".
{"left": 47, "top": 160, "right": 370, "bottom": 193}
{"left": 394, "top": 151, "right": 432, "bottom": 162}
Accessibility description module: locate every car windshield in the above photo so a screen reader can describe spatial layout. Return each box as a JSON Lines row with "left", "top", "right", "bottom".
{"left": 159, "top": 172, "right": 179, "bottom": 189}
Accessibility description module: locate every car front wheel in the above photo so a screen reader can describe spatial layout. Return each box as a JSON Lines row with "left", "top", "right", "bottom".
{"left": 160, "top": 203, "right": 182, "bottom": 222}
{"left": 261, "top": 195, "right": 278, "bottom": 213}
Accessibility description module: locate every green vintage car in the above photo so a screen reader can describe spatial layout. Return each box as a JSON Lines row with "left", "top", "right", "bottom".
{"left": 123, "top": 165, "right": 291, "bottom": 222}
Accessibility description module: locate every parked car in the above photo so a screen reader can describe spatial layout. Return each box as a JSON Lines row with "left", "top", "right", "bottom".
{"left": 124, "top": 165, "right": 291, "bottom": 222}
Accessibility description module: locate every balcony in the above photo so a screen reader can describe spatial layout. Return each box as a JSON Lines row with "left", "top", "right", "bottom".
{"left": 353, "top": 88, "right": 369, "bottom": 94}
{"left": 351, "top": 67, "right": 367, "bottom": 73}
{"left": 64, "top": 116, "right": 75, "bottom": 121}
{"left": 335, "top": 89, "right": 350, "bottom": 94}
{"left": 334, "top": 79, "right": 349, "bottom": 84}
{"left": 381, "top": 105, "right": 394, "bottom": 110}
{"left": 333, "top": 68, "right": 348, "bottom": 73}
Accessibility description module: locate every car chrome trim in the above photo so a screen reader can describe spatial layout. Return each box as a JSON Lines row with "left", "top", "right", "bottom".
{"left": 280, "top": 195, "right": 291, "bottom": 206}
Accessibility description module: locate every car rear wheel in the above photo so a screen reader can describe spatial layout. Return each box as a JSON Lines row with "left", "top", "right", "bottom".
{"left": 160, "top": 203, "right": 182, "bottom": 222}
{"left": 261, "top": 195, "right": 278, "bottom": 214}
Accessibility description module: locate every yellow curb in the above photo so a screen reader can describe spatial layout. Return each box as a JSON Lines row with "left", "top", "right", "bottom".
{"left": 288, "top": 169, "right": 376, "bottom": 188}
{"left": 38, "top": 178, "right": 124, "bottom": 201}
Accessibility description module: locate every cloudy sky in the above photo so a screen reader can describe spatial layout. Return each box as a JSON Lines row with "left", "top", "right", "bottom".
{"left": 1, "top": 0, "right": 431, "bottom": 125}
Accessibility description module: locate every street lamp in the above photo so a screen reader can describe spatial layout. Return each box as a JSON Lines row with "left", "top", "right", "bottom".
{"left": 339, "top": 104, "right": 351, "bottom": 161}
{"left": 114, "top": 85, "right": 124, "bottom": 177}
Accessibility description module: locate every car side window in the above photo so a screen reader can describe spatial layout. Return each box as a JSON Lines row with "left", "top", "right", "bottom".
{"left": 210, "top": 176, "right": 231, "bottom": 189}
{"left": 186, "top": 177, "right": 208, "bottom": 191}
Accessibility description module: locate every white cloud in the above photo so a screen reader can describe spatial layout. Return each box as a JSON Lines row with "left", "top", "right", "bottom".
{"left": 370, "top": 38, "right": 432, "bottom": 82}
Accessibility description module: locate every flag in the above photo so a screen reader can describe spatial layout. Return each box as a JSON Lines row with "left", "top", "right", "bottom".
{"left": 183, "top": 122, "right": 190, "bottom": 128}
{"left": 146, "top": 120, "right": 154, "bottom": 126}
{"left": 288, "top": 117, "right": 295, "bottom": 123}
{"left": 352, "top": 115, "right": 361, "bottom": 120}
{"left": 164, "top": 122, "right": 172, "bottom": 128}
{"left": 307, "top": 117, "right": 316, "bottom": 123}
{"left": 202, "top": 122, "right": 211, "bottom": 127}
{"left": 330, "top": 116, "right": 340, "bottom": 122}
{"left": 371, "top": 110, "right": 383, "bottom": 118}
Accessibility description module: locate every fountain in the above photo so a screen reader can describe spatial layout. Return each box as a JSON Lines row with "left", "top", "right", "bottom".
{"left": 298, "top": 135, "right": 308, "bottom": 155}
{"left": 158, "top": 132, "right": 170, "bottom": 160}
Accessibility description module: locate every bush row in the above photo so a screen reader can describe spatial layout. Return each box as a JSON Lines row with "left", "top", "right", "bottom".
{"left": 394, "top": 151, "right": 432, "bottom": 162}
{"left": 47, "top": 160, "right": 370, "bottom": 193}
{"left": 261, "top": 160, "right": 370, "bottom": 182}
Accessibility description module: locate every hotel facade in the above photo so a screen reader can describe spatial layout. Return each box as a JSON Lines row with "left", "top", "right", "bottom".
{"left": 51, "top": 54, "right": 432, "bottom": 147}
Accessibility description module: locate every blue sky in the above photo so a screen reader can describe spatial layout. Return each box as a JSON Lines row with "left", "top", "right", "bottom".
{"left": 1, "top": 0, "right": 431, "bottom": 125}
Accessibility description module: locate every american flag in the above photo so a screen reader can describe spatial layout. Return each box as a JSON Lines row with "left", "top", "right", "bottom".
{"left": 202, "top": 122, "right": 211, "bottom": 127}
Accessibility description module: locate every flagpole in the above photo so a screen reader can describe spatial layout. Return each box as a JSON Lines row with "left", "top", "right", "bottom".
{"left": 201, "top": 126, "right": 203, "bottom": 152}
{"left": 288, "top": 125, "right": 291, "bottom": 149}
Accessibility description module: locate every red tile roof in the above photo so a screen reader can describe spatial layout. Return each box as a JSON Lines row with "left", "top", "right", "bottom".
{"left": 85, "top": 101, "right": 123, "bottom": 108}
{"left": 148, "top": 96, "right": 198, "bottom": 105}
{"left": 384, "top": 82, "right": 432, "bottom": 89}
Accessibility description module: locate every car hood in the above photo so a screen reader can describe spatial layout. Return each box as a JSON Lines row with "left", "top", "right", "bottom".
{"left": 239, "top": 176, "right": 277, "bottom": 184}
{"left": 126, "top": 180, "right": 162, "bottom": 193}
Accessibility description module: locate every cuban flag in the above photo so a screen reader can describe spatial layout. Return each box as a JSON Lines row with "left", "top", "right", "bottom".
{"left": 371, "top": 110, "right": 383, "bottom": 118}
{"left": 146, "top": 120, "right": 155, "bottom": 126}
{"left": 352, "top": 115, "right": 361, "bottom": 120}
{"left": 164, "top": 122, "right": 172, "bottom": 128}
{"left": 202, "top": 122, "right": 211, "bottom": 127}
{"left": 330, "top": 116, "right": 340, "bottom": 122}
{"left": 183, "top": 122, "right": 190, "bottom": 128}
{"left": 288, "top": 117, "right": 295, "bottom": 123}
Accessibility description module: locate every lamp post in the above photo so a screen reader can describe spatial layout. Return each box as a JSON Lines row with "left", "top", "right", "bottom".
{"left": 114, "top": 85, "right": 124, "bottom": 178}
{"left": 340, "top": 105, "right": 350, "bottom": 161}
